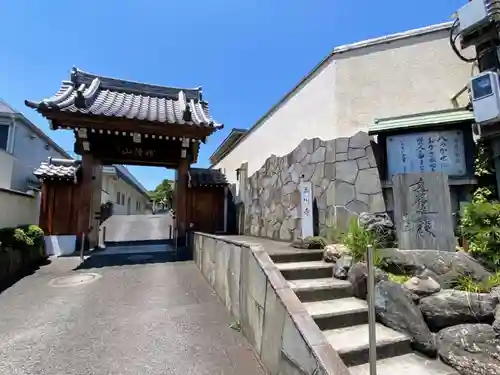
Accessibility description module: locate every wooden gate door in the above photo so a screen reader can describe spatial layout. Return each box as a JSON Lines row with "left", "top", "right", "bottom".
{"left": 191, "top": 189, "right": 218, "bottom": 233}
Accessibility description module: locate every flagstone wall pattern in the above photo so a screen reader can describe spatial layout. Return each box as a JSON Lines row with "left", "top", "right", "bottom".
{"left": 243, "top": 131, "right": 386, "bottom": 240}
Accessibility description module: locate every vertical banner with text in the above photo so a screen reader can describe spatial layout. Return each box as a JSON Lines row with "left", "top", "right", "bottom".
{"left": 300, "top": 181, "right": 314, "bottom": 238}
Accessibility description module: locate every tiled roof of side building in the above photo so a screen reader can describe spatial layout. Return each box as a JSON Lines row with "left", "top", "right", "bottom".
{"left": 188, "top": 168, "right": 228, "bottom": 187}
{"left": 33, "top": 158, "right": 81, "bottom": 182}
{"left": 25, "top": 67, "right": 223, "bottom": 128}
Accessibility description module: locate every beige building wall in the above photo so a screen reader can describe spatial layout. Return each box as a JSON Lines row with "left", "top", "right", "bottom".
{"left": 213, "top": 23, "right": 475, "bottom": 184}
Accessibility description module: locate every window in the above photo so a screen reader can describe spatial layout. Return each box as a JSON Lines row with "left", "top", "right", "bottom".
{"left": 121, "top": 193, "right": 125, "bottom": 205}
{"left": 116, "top": 191, "right": 121, "bottom": 204}
{"left": 0, "top": 125, "right": 9, "bottom": 151}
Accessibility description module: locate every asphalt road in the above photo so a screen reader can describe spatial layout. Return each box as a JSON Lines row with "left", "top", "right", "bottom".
{"left": 0, "top": 256, "right": 264, "bottom": 375}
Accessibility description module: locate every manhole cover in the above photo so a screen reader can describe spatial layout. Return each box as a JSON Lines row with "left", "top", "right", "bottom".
{"left": 127, "top": 254, "right": 153, "bottom": 262}
{"left": 49, "top": 273, "right": 101, "bottom": 287}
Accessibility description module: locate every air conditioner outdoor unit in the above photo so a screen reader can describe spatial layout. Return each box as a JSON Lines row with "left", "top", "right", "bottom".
{"left": 470, "top": 71, "right": 500, "bottom": 124}
{"left": 457, "top": 0, "right": 500, "bottom": 36}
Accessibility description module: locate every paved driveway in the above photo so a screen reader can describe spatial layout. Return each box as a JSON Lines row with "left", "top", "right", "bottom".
{"left": 0, "top": 255, "right": 264, "bottom": 375}
{"left": 103, "top": 214, "right": 174, "bottom": 243}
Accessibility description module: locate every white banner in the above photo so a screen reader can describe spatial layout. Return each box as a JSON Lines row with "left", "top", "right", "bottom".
{"left": 299, "top": 181, "right": 314, "bottom": 238}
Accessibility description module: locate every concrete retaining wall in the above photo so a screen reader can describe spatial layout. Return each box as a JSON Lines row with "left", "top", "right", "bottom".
{"left": 193, "top": 232, "right": 350, "bottom": 375}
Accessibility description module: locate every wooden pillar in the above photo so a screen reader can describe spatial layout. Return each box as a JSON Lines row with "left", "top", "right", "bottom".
{"left": 76, "top": 153, "right": 95, "bottom": 249}
{"left": 175, "top": 157, "right": 189, "bottom": 243}
{"left": 88, "top": 160, "right": 102, "bottom": 249}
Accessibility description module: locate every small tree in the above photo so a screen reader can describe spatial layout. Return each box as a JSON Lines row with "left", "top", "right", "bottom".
{"left": 149, "top": 178, "right": 174, "bottom": 208}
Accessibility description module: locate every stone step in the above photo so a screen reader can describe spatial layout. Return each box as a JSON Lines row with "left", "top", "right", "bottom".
{"left": 289, "top": 278, "right": 353, "bottom": 302}
{"left": 323, "top": 323, "right": 411, "bottom": 367}
{"left": 276, "top": 261, "right": 333, "bottom": 280}
{"left": 348, "top": 353, "right": 457, "bottom": 375}
{"left": 304, "top": 297, "right": 368, "bottom": 330}
{"left": 270, "top": 250, "right": 324, "bottom": 263}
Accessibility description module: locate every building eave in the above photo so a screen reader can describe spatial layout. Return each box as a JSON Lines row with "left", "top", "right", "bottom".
{"left": 368, "top": 107, "right": 475, "bottom": 135}
{"left": 209, "top": 128, "right": 247, "bottom": 166}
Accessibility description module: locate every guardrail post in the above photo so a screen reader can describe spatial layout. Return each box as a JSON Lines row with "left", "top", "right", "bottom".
{"left": 367, "top": 245, "right": 377, "bottom": 375}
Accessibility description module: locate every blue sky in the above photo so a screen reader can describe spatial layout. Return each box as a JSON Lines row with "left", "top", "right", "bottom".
{"left": 1, "top": 0, "right": 466, "bottom": 190}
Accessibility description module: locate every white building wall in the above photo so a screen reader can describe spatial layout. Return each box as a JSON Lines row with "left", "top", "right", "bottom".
{"left": 10, "top": 120, "right": 68, "bottom": 191}
{"left": 101, "top": 173, "right": 149, "bottom": 215}
{"left": 213, "top": 25, "right": 475, "bottom": 184}
{"left": 0, "top": 149, "right": 15, "bottom": 189}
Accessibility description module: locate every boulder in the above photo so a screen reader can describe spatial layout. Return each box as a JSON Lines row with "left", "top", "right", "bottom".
{"left": 404, "top": 276, "right": 441, "bottom": 297}
{"left": 347, "top": 262, "right": 388, "bottom": 299}
{"left": 375, "top": 280, "right": 437, "bottom": 357}
{"left": 333, "top": 255, "right": 353, "bottom": 280}
{"left": 419, "top": 290, "right": 497, "bottom": 331}
{"left": 493, "top": 308, "right": 500, "bottom": 335}
{"left": 358, "top": 212, "right": 395, "bottom": 248}
{"left": 378, "top": 248, "right": 491, "bottom": 288}
{"left": 323, "top": 244, "right": 349, "bottom": 263}
{"left": 437, "top": 324, "right": 500, "bottom": 375}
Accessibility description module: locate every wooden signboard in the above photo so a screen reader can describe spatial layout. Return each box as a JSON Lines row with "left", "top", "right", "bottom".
{"left": 392, "top": 172, "right": 455, "bottom": 251}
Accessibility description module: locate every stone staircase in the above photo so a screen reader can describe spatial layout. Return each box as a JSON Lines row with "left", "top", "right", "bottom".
{"left": 271, "top": 250, "right": 457, "bottom": 375}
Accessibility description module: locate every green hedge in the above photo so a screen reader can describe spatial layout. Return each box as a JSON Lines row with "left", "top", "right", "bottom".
{"left": 0, "top": 225, "right": 45, "bottom": 283}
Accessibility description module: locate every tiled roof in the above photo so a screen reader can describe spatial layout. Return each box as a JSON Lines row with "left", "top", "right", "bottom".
{"left": 188, "top": 168, "right": 228, "bottom": 187}
{"left": 25, "top": 67, "right": 223, "bottom": 128}
{"left": 33, "top": 158, "right": 81, "bottom": 182}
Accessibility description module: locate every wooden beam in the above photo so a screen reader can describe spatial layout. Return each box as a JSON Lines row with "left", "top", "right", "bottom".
{"left": 46, "top": 111, "right": 216, "bottom": 139}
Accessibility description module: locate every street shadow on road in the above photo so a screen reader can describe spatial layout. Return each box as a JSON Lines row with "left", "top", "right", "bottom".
{"left": 73, "top": 251, "right": 190, "bottom": 270}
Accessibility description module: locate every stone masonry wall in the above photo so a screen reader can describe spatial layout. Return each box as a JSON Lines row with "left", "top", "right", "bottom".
{"left": 243, "top": 131, "right": 385, "bottom": 240}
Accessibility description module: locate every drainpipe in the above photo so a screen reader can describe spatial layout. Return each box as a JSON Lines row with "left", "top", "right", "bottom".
{"left": 223, "top": 185, "right": 228, "bottom": 233}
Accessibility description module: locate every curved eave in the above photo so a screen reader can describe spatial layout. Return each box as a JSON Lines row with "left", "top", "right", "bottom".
{"left": 25, "top": 98, "right": 224, "bottom": 131}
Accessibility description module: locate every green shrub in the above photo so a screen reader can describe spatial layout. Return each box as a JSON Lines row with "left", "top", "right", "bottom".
{"left": 453, "top": 271, "right": 500, "bottom": 293}
{"left": 20, "top": 225, "right": 44, "bottom": 247}
{"left": 459, "top": 201, "right": 500, "bottom": 268}
{"left": 342, "top": 216, "right": 383, "bottom": 263}
{"left": 327, "top": 227, "right": 344, "bottom": 244}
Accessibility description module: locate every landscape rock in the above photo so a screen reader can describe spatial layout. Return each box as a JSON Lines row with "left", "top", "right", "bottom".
{"left": 358, "top": 212, "right": 395, "bottom": 248}
{"left": 493, "top": 308, "right": 500, "bottom": 335}
{"left": 419, "top": 290, "right": 497, "bottom": 331}
{"left": 378, "top": 248, "right": 491, "bottom": 288}
{"left": 333, "top": 255, "right": 353, "bottom": 280}
{"left": 290, "top": 237, "right": 325, "bottom": 250}
{"left": 375, "top": 280, "right": 436, "bottom": 357}
{"left": 436, "top": 324, "right": 500, "bottom": 375}
{"left": 323, "top": 244, "right": 349, "bottom": 263}
{"left": 347, "top": 262, "right": 388, "bottom": 299}
{"left": 404, "top": 276, "right": 441, "bottom": 297}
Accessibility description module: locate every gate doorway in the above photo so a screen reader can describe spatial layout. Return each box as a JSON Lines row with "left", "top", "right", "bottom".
{"left": 27, "top": 67, "right": 225, "bottom": 260}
